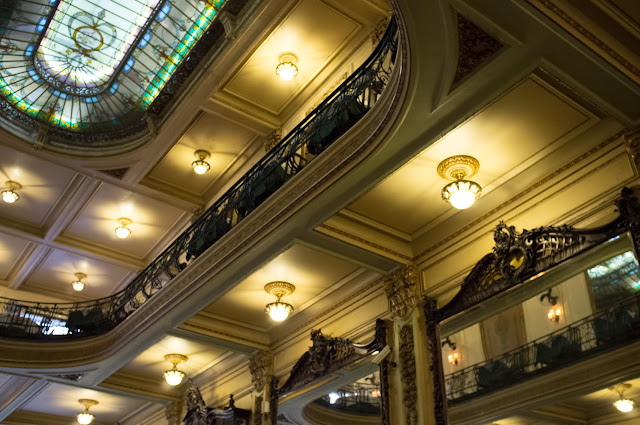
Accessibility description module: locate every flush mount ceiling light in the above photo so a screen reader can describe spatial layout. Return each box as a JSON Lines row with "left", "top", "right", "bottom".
{"left": 437, "top": 155, "right": 482, "bottom": 210}
{"left": 72, "top": 272, "right": 87, "bottom": 292}
{"left": 163, "top": 353, "right": 188, "bottom": 386}
{"left": 76, "top": 399, "right": 98, "bottom": 424}
{"left": 114, "top": 217, "right": 132, "bottom": 239}
{"left": 275, "top": 53, "right": 298, "bottom": 81}
{"left": 610, "top": 383, "right": 636, "bottom": 413}
{"left": 264, "top": 281, "right": 295, "bottom": 322}
{"left": 2, "top": 180, "right": 22, "bottom": 204}
{"left": 192, "top": 150, "right": 211, "bottom": 175}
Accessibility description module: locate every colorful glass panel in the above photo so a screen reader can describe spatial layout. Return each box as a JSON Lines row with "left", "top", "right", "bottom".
{"left": 0, "top": 0, "right": 227, "bottom": 136}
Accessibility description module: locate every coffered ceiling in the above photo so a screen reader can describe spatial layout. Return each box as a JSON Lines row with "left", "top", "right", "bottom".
{"left": 0, "top": 0, "right": 639, "bottom": 423}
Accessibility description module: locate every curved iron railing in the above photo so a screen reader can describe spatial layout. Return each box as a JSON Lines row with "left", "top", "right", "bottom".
{"left": 444, "top": 290, "right": 640, "bottom": 404}
{"left": 0, "top": 17, "right": 399, "bottom": 341}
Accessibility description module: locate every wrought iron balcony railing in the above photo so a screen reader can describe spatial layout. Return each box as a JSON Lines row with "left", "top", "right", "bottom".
{"left": 0, "top": 17, "right": 399, "bottom": 341}
{"left": 444, "top": 290, "right": 640, "bottom": 404}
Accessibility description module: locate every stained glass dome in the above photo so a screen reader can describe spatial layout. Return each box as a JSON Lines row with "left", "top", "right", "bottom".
{"left": 0, "top": 0, "right": 229, "bottom": 152}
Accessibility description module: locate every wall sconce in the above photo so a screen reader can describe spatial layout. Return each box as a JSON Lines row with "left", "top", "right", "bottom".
{"left": 275, "top": 53, "right": 298, "bottom": 81}
{"left": 442, "top": 336, "right": 460, "bottom": 366}
{"left": 76, "top": 399, "right": 98, "bottom": 424}
{"left": 610, "top": 383, "right": 635, "bottom": 413}
{"left": 548, "top": 307, "right": 562, "bottom": 322}
{"left": 163, "top": 354, "right": 188, "bottom": 386}
{"left": 71, "top": 272, "right": 87, "bottom": 292}
{"left": 115, "top": 217, "right": 132, "bottom": 239}
{"left": 264, "top": 281, "right": 295, "bottom": 322}
{"left": 2, "top": 180, "right": 21, "bottom": 204}
{"left": 437, "top": 156, "right": 482, "bottom": 210}
{"left": 192, "top": 150, "right": 211, "bottom": 175}
{"left": 540, "top": 288, "right": 561, "bottom": 322}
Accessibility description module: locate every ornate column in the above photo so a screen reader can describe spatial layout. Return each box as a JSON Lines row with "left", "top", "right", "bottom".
{"left": 249, "top": 350, "right": 274, "bottom": 425}
{"left": 164, "top": 400, "right": 181, "bottom": 425}
{"left": 383, "top": 266, "right": 442, "bottom": 425}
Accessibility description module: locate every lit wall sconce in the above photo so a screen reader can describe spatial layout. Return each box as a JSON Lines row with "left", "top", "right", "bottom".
{"left": 540, "top": 288, "right": 561, "bottom": 323}
{"left": 275, "top": 53, "right": 298, "bottom": 81}
{"left": 264, "top": 281, "right": 295, "bottom": 322}
{"left": 547, "top": 307, "right": 562, "bottom": 322}
{"left": 71, "top": 272, "right": 87, "bottom": 292}
{"left": 437, "top": 156, "right": 482, "bottom": 210}
{"left": 115, "top": 217, "right": 132, "bottom": 239}
{"left": 610, "top": 383, "right": 636, "bottom": 413}
{"left": 163, "top": 354, "right": 188, "bottom": 386}
{"left": 442, "top": 336, "right": 460, "bottom": 366}
{"left": 76, "top": 399, "right": 98, "bottom": 424}
{"left": 2, "top": 180, "right": 22, "bottom": 204}
{"left": 192, "top": 150, "right": 211, "bottom": 175}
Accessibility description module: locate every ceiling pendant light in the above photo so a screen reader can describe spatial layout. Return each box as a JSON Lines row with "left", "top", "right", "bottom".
{"left": 264, "top": 281, "right": 295, "bottom": 322}
{"left": 163, "top": 354, "right": 188, "bottom": 386}
{"left": 437, "top": 155, "right": 482, "bottom": 210}
{"left": 191, "top": 150, "right": 211, "bottom": 175}
{"left": 114, "top": 217, "right": 132, "bottom": 239}
{"left": 76, "top": 399, "right": 98, "bottom": 424}
{"left": 2, "top": 180, "right": 22, "bottom": 204}
{"left": 71, "top": 272, "right": 87, "bottom": 292}
{"left": 610, "top": 383, "right": 636, "bottom": 413}
{"left": 275, "top": 53, "right": 298, "bottom": 81}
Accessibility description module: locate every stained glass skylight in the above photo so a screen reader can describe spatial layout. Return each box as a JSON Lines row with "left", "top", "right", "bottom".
{"left": 0, "top": 0, "right": 228, "bottom": 149}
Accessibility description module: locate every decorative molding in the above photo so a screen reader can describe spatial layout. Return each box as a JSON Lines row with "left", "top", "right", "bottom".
{"left": 383, "top": 266, "right": 418, "bottom": 318}
{"left": 318, "top": 222, "right": 412, "bottom": 261}
{"left": 454, "top": 14, "right": 503, "bottom": 84}
{"left": 249, "top": 350, "right": 273, "bottom": 392}
{"left": 399, "top": 324, "right": 418, "bottom": 425}
{"left": 527, "top": 0, "right": 640, "bottom": 83}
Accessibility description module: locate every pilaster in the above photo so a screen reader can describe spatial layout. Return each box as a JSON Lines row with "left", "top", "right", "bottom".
{"left": 384, "top": 266, "right": 440, "bottom": 425}
{"left": 249, "top": 350, "right": 274, "bottom": 425}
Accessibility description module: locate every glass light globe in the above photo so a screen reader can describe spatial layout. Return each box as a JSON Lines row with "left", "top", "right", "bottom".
{"left": 276, "top": 62, "right": 298, "bottom": 81}
{"left": 164, "top": 369, "right": 185, "bottom": 386}
{"left": 192, "top": 160, "right": 210, "bottom": 175}
{"left": 72, "top": 281, "right": 85, "bottom": 291}
{"left": 442, "top": 180, "right": 481, "bottom": 210}
{"left": 614, "top": 399, "right": 635, "bottom": 413}
{"left": 115, "top": 226, "right": 131, "bottom": 239}
{"left": 77, "top": 413, "right": 94, "bottom": 424}
{"left": 2, "top": 190, "right": 19, "bottom": 203}
{"left": 266, "top": 302, "right": 293, "bottom": 322}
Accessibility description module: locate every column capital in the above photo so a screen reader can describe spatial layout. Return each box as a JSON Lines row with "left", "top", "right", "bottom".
{"left": 249, "top": 350, "right": 273, "bottom": 392}
{"left": 383, "top": 266, "right": 418, "bottom": 318}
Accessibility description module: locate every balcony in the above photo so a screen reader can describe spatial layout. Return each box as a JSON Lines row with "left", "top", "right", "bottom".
{"left": 0, "top": 16, "right": 399, "bottom": 341}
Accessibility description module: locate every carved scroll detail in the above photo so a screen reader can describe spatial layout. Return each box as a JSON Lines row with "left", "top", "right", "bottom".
{"left": 400, "top": 324, "right": 418, "bottom": 425}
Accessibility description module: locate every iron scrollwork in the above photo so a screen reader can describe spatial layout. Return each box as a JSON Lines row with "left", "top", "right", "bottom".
{"left": 424, "top": 188, "right": 640, "bottom": 418}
